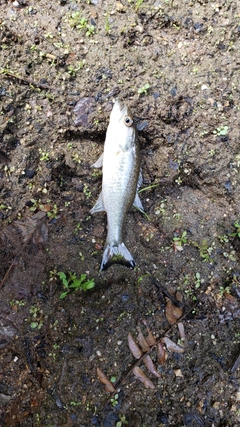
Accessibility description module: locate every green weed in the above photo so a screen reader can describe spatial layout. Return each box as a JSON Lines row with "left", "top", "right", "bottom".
{"left": 58, "top": 271, "right": 95, "bottom": 299}
{"left": 68, "top": 12, "right": 95, "bottom": 36}
{"left": 230, "top": 221, "right": 240, "bottom": 238}
{"left": 173, "top": 230, "right": 187, "bottom": 251}
{"left": 110, "top": 393, "right": 119, "bottom": 408}
{"left": 137, "top": 83, "right": 151, "bottom": 95}
{"left": 213, "top": 125, "right": 228, "bottom": 136}
{"left": 39, "top": 148, "right": 50, "bottom": 161}
{"left": 135, "top": 0, "right": 144, "bottom": 11}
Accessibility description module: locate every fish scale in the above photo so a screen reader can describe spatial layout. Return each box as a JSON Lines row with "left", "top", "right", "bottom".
{"left": 90, "top": 99, "right": 143, "bottom": 271}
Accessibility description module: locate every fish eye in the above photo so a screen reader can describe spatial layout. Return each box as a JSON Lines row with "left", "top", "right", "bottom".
{"left": 124, "top": 116, "right": 133, "bottom": 127}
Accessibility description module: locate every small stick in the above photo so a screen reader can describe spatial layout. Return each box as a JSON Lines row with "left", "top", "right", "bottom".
{"left": 1, "top": 70, "right": 54, "bottom": 91}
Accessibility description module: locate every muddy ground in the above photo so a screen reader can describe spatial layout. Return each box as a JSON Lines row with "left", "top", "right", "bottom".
{"left": 0, "top": 0, "right": 240, "bottom": 426}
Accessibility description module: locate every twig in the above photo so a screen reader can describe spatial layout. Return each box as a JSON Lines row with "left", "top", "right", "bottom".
{"left": 231, "top": 353, "right": 240, "bottom": 373}
{"left": 1, "top": 70, "right": 54, "bottom": 91}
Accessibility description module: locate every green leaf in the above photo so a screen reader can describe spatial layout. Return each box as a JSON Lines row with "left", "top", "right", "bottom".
{"left": 60, "top": 291, "right": 69, "bottom": 299}
{"left": 58, "top": 272, "right": 68, "bottom": 288}
{"left": 30, "top": 322, "right": 38, "bottom": 329}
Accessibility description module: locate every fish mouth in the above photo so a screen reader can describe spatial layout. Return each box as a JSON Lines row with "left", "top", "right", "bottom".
{"left": 113, "top": 99, "right": 131, "bottom": 121}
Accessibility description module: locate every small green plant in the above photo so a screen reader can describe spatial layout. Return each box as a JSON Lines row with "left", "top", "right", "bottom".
{"left": 72, "top": 153, "right": 82, "bottom": 163}
{"left": 0, "top": 203, "right": 12, "bottom": 212}
{"left": 105, "top": 11, "right": 111, "bottom": 35}
{"left": 116, "top": 415, "right": 128, "bottom": 427}
{"left": 29, "top": 305, "right": 44, "bottom": 329}
{"left": 213, "top": 125, "right": 229, "bottom": 136}
{"left": 173, "top": 230, "right": 187, "bottom": 251}
{"left": 10, "top": 299, "right": 25, "bottom": 307}
{"left": 195, "top": 272, "right": 203, "bottom": 289}
{"left": 39, "top": 148, "right": 50, "bottom": 161}
{"left": 135, "top": 0, "right": 144, "bottom": 11}
{"left": 110, "top": 393, "right": 119, "bottom": 408}
{"left": 70, "top": 401, "right": 82, "bottom": 407}
{"left": 74, "top": 223, "right": 82, "bottom": 233}
{"left": 58, "top": 271, "right": 95, "bottom": 299}
{"left": 86, "top": 24, "right": 95, "bottom": 36}
{"left": 222, "top": 251, "right": 236, "bottom": 261}
{"left": 91, "top": 169, "right": 102, "bottom": 178}
{"left": 44, "top": 32, "right": 54, "bottom": 39}
{"left": 218, "top": 235, "right": 229, "bottom": 243}
{"left": 154, "top": 199, "right": 167, "bottom": 216}
{"left": 196, "top": 239, "right": 214, "bottom": 263}
{"left": 218, "top": 286, "right": 231, "bottom": 297}
{"left": 230, "top": 221, "right": 240, "bottom": 238}
{"left": 47, "top": 204, "right": 58, "bottom": 219}
{"left": 83, "top": 183, "right": 91, "bottom": 198}
{"left": 137, "top": 83, "right": 150, "bottom": 95}
{"left": 67, "top": 60, "right": 86, "bottom": 76}
{"left": 68, "top": 12, "right": 95, "bottom": 36}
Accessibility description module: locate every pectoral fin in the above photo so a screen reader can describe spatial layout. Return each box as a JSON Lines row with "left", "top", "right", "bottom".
{"left": 133, "top": 171, "right": 144, "bottom": 211}
{"left": 90, "top": 192, "right": 105, "bottom": 214}
{"left": 91, "top": 153, "right": 103, "bottom": 168}
{"left": 133, "top": 192, "right": 144, "bottom": 211}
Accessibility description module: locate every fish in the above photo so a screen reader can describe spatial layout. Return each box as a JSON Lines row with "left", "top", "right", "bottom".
{"left": 90, "top": 99, "right": 143, "bottom": 271}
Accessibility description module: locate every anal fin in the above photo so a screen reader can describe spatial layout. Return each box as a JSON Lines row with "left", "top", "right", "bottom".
{"left": 133, "top": 192, "right": 144, "bottom": 211}
{"left": 91, "top": 153, "right": 103, "bottom": 168}
{"left": 90, "top": 192, "right": 105, "bottom": 214}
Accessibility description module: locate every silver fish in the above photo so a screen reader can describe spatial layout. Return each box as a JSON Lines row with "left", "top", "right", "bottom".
{"left": 90, "top": 99, "right": 143, "bottom": 271}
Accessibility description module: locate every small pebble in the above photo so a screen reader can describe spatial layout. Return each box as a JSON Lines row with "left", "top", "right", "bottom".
{"left": 116, "top": 2, "right": 126, "bottom": 12}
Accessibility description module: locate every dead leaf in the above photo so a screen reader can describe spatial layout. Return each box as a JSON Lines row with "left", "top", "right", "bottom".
{"left": 162, "top": 337, "right": 184, "bottom": 354}
{"left": 178, "top": 322, "right": 186, "bottom": 343}
{"left": 142, "top": 321, "right": 157, "bottom": 346}
{"left": 143, "top": 355, "right": 161, "bottom": 378}
{"left": 165, "top": 299, "right": 183, "bottom": 325}
{"left": 136, "top": 327, "right": 150, "bottom": 352}
{"left": 132, "top": 366, "right": 155, "bottom": 389}
{"left": 128, "top": 333, "right": 143, "bottom": 359}
{"left": 96, "top": 368, "right": 115, "bottom": 392}
{"left": 157, "top": 342, "right": 167, "bottom": 365}
{"left": 175, "top": 291, "right": 183, "bottom": 303}
{"left": 145, "top": 330, "right": 157, "bottom": 346}
{"left": 14, "top": 211, "right": 48, "bottom": 247}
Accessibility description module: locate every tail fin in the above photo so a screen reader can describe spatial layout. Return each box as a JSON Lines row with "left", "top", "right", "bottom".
{"left": 100, "top": 243, "right": 136, "bottom": 271}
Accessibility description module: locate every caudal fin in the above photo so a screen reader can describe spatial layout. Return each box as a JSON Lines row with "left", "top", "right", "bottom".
{"left": 100, "top": 243, "right": 136, "bottom": 271}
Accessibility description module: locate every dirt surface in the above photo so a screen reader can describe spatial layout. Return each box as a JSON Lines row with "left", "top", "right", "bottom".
{"left": 0, "top": 0, "right": 240, "bottom": 426}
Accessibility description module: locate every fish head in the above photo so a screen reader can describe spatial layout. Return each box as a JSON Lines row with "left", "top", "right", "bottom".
{"left": 107, "top": 99, "right": 137, "bottom": 150}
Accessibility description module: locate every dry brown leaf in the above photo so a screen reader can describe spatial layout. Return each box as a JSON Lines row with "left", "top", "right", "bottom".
{"left": 142, "top": 320, "right": 157, "bottom": 346}
{"left": 127, "top": 333, "right": 143, "bottom": 359}
{"left": 178, "top": 322, "right": 186, "bottom": 343}
{"left": 162, "top": 337, "right": 184, "bottom": 354}
{"left": 136, "top": 327, "right": 150, "bottom": 352}
{"left": 14, "top": 212, "right": 48, "bottom": 248}
{"left": 175, "top": 291, "right": 183, "bottom": 303}
{"left": 132, "top": 366, "right": 155, "bottom": 389}
{"left": 145, "top": 330, "right": 157, "bottom": 346}
{"left": 157, "top": 342, "right": 167, "bottom": 365}
{"left": 96, "top": 368, "right": 115, "bottom": 392}
{"left": 165, "top": 299, "right": 183, "bottom": 325}
{"left": 143, "top": 355, "right": 161, "bottom": 378}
